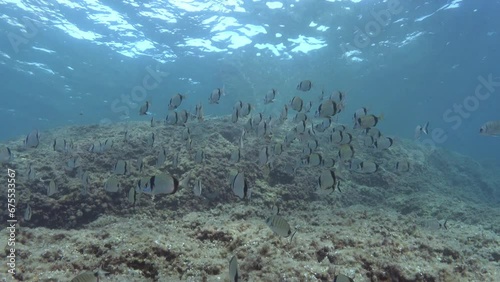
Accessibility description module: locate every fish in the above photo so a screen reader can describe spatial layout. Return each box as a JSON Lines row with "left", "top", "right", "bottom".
{"left": 186, "top": 137, "right": 193, "bottom": 151}
{"left": 353, "top": 107, "right": 368, "bottom": 121}
{"left": 279, "top": 104, "right": 288, "bottom": 122}
{"left": 135, "top": 158, "right": 144, "bottom": 173}
{"left": 316, "top": 99, "right": 339, "bottom": 118}
{"left": 165, "top": 111, "right": 179, "bottom": 125}
{"left": 264, "top": 88, "right": 277, "bottom": 104}
{"left": 0, "top": 146, "right": 12, "bottom": 163}
{"left": 307, "top": 139, "right": 319, "bottom": 151}
{"left": 304, "top": 101, "right": 313, "bottom": 113}
{"left": 321, "top": 157, "right": 336, "bottom": 168}
{"left": 168, "top": 93, "right": 186, "bottom": 110}
{"left": 147, "top": 132, "right": 155, "bottom": 147}
{"left": 314, "top": 118, "right": 332, "bottom": 133}
{"left": 337, "top": 144, "right": 354, "bottom": 161}
{"left": 113, "top": 160, "right": 128, "bottom": 175}
{"left": 317, "top": 169, "right": 341, "bottom": 193}
{"left": 362, "top": 127, "right": 381, "bottom": 139}
{"left": 395, "top": 160, "right": 410, "bottom": 172}
{"left": 172, "top": 152, "right": 180, "bottom": 168}
{"left": 150, "top": 116, "right": 155, "bottom": 127}
{"left": 70, "top": 270, "right": 101, "bottom": 282}
{"left": 265, "top": 214, "right": 296, "bottom": 238}
{"left": 182, "top": 127, "right": 191, "bottom": 141}
{"left": 239, "top": 102, "right": 252, "bottom": 117}
{"left": 128, "top": 186, "right": 139, "bottom": 206}
{"left": 104, "top": 176, "right": 121, "bottom": 193}
{"left": 239, "top": 129, "right": 245, "bottom": 149}
{"left": 24, "top": 130, "right": 40, "bottom": 148}
{"left": 66, "top": 156, "right": 82, "bottom": 170}
{"left": 26, "top": 164, "right": 36, "bottom": 180}
{"left": 24, "top": 203, "right": 32, "bottom": 221}
{"left": 156, "top": 148, "right": 167, "bottom": 167}
{"left": 231, "top": 106, "right": 239, "bottom": 123}
{"left": 284, "top": 130, "right": 296, "bottom": 147}
{"left": 330, "top": 90, "right": 346, "bottom": 104}
{"left": 294, "top": 120, "right": 307, "bottom": 134}
{"left": 414, "top": 121, "right": 429, "bottom": 139}
{"left": 230, "top": 171, "right": 251, "bottom": 199}
{"left": 258, "top": 146, "right": 273, "bottom": 167}
{"left": 139, "top": 101, "right": 151, "bottom": 115}
{"left": 293, "top": 112, "right": 308, "bottom": 123}
{"left": 209, "top": 87, "right": 224, "bottom": 104}
{"left": 229, "top": 148, "right": 241, "bottom": 164}
{"left": 47, "top": 179, "right": 58, "bottom": 196}
{"left": 177, "top": 109, "right": 189, "bottom": 125}
{"left": 194, "top": 102, "right": 204, "bottom": 121}
{"left": 53, "top": 138, "right": 67, "bottom": 152}
{"left": 356, "top": 114, "right": 382, "bottom": 129}
{"left": 479, "top": 120, "right": 500, "bottom": 136}
{"left": 81, "top": 171, "right": 90, "bottom": 188}
{"left": 194, "top": 150, "right": 205, "bottom": 164}
{"left": 374, "top": 136, "right": 394, "bottom": 150}
{"left": 144, "top": 173, "right": 180, "bottom": 196}
{"left": 297, "top": 80, "right": 312, "bottom": 91}
{"left": 88, "top": 141, "right": 102, "bottom": 153}
{"left": 360, "top": 135, "right": 375, "bottom": 147}
{"left": 357, "top": 161, "right": 379, "bottom": 173}
{"left": 273, "top": 143, "right": 284, "bottom": 156}
{"left": 333, "top": 273, "right": 354, "bottom": 282}
{"left": 193, "top": 178, "right": 202, "bottom": 196}
{"left": 302, "top": 153, "right": 322, "bottom": 167}
{"left": 257, "top": 120, "right": 271, "bottom": 138}
{"left": 102, "top": 139, "right": 113, "bottom": 151}
{"left": 228, "top": 255, "right": 240, "bottom": 282}
{"left": 290, "top": 96, "right": 304, "bottom": 112}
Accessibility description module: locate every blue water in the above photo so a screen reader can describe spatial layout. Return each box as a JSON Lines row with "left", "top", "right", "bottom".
{"left": 1, "top": 0, "right": 499, "bottom": 164}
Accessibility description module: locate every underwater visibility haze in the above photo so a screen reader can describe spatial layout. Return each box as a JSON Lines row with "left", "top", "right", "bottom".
{"left": 0, "top": 0, "right": 499, "bottom": 281}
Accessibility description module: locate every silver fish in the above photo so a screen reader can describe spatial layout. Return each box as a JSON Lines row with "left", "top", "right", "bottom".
{"left": 265, "top": 214, "right": 296, "bottom": 238}
{"left": 135, "top": 157, "right": 144, "bottom": 173}
{"left": 27, "top": 164, "right": 37, "bottom": 180}
{"left": 177, "top": 109, "right": 189, "bottom": 125}
{"left": 0, "top": 146, "right": 12, "bottom": 163}
{"left": 53, "top": 138, "right": 67, "bottom": 152}
{"left": 279, "top": 104, "right": 288, "bottom": 122}
{"left": 194, "top": 102, "right": 204, "bottom": 121}
{"left": 47, "top": 179, "right": 58, "bottom": 196}
{"left": 316, "top": 99, "right": 339, "bottom": 118}
{"left": 104, "top": 176, "right": 121, "bottom": 193}
{"left": 333, "top": 274, "right": 354, "bottom": 282}
{"left": 148, "top": 173, "right": 180, "bottom": 195}
{"left": 139, "top": 101, "right": 151, "bottom": 115}
{"left": 194, "top": 150, "right": 205, "bottom": 164}
{"left": 258, "top": 146, "right": 273, "bottom": 167}
{"left": 264, "top": 88, "right": 277, "bottom": 104}
{"left": 102, "top": 139, "right": 113, "bottom": 151}
{"left": 24, "top": 203, "right": 32, "bottom": 221}
{"left": 290, "top": 96, "right": 303, "bottom": 112}
{"left": 229, "top": 148, "right": 241, "bottom": 164}
{"left": 230, "top": 171, "right": 250, "bottom": 199}
{"left": 193, "top": 178, "right": 202, "bottom": 197}
{"left": 168, "top": 93, "right": 186, "bottom": 110}
{"left": 113, "top": 160, "right": 128, "bottom": 175}
{"left": 293, "top": 112, "right": 308, "bottom": 123}
{"left": 209, "top": 87, "right": 224, "bottom": 104}
{"left": 88, "top": 141, "right": 102, "bottom": 153}
{"left": 231, "top": 107, "right": 239, "bottom": 123}
{"left": 228, "top": 255, "right": 240, "bottom": 282}
{"left": 157, "top": 148, "right": 167, "bottom": 167}
{"left": 147, "top": 132, "right": 155, "bottom": 147}
{"left": 296, "top": 80, "right": 312, "bottom": 91}
{"left": 239, "top": 102, "right": 252, "bottom": 117}
{"left": 395, "top": 160, "right": 410, "bottom": 172}
{"left": 317, "top": 169, "right": 341, "bottom": 193}
{"left": 374, "top": 136, "right": 394, "bottom": 150}
{"left": 302, "top": 153, "right": 322, "bottom": 167}
{"left": 480, "top": 120, "right": 500, "bottom": 136}
{"left": 24, "top": 129, "right": 40, "bottom": 148}
{"left": 172, "top": 152, "right": 180, "bottom": 168}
